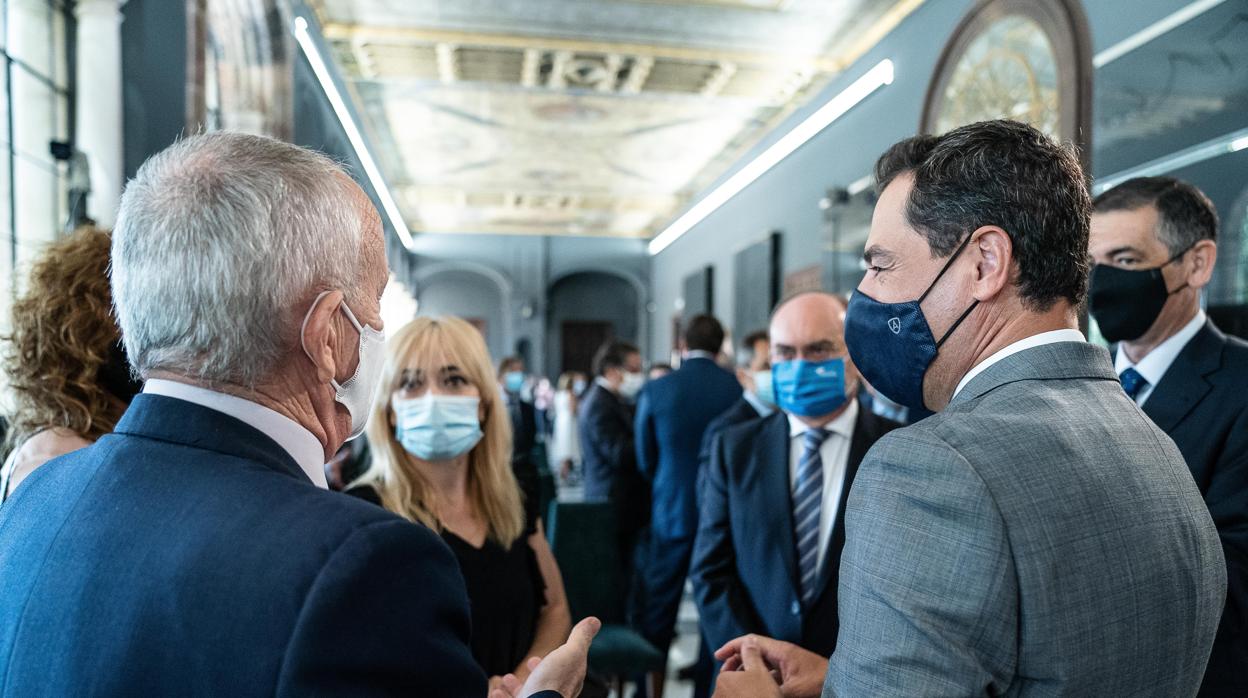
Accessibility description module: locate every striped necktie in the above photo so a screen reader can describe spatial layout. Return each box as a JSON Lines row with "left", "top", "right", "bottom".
{"left": 794, "top": 427, "right": 830, "bottom": 608}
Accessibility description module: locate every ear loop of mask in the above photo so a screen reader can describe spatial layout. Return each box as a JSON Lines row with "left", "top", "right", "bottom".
{"left": 1162, "top": 243, "right": 1198, "bottom": 298}
{"left": 300, "top": 290, "right": 363, "bottom": 391}
{"left": 916, "top": 232, "right": 981, "bottom": 350}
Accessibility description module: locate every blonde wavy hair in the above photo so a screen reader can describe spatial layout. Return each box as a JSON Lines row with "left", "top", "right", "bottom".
{"left": 3, "top": 226, "right": 127, "bottom": 448}
{"left": 358, "top": 316, "right": 525, "bottom": 547}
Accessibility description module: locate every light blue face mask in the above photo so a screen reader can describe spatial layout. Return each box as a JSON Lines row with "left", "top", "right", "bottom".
{"left": 394, "top": 394, "right": 483, "bottom": 461}
{"left": 503, "top": 371, "right": 526, "bottom": 394}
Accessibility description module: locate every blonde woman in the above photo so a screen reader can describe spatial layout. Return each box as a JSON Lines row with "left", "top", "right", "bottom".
{"left": 348, "top": 316, "right": 571, "bottom": 689}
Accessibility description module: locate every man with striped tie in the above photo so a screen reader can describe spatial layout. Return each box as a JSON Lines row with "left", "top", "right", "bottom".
{"left": 691, "top": 292, "right": 900, "bottom": 670}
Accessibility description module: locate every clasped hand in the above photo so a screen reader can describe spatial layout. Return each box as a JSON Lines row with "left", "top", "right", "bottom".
{"left": 712, "top": 634, "right": 829, "bottom": 698}
{"left": 488, "top": 617, "right": 600, "bottom": 698}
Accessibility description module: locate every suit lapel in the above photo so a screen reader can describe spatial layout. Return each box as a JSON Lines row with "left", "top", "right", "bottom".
{"left": 1143, "top": 322, "right": 1222, "bottom": 432}
{"left": 812, "top": 404, "right": 871, "bottom": 602}
{"left": 756, "top": 413, "right": 802, "bottom": 596}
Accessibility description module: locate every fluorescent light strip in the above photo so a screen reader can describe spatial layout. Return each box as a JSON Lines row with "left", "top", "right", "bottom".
{"left": 1093, "top": 0, "right": 1226, "bottom": 68}
{"left": 293, "top": 16, "right": 414, "bottom": 250}
{"left": 648, "top": 59, "right": 894, "bottom": 256}
{"left": 847, "top": 173, "right": 874, "bottom": 197}
{"left": 1093, "top": 126, "right": 1248, "bottom": 195}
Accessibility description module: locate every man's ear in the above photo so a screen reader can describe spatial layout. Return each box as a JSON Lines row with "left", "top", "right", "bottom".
{"left": 971, "top": 225, "right": 1013, "bottom": 301}
{"left": 301, "top": 290, "right": 345, "bottom": 385}
{"left": 1186, "top": 239, "right": 1218, "bottom": 290}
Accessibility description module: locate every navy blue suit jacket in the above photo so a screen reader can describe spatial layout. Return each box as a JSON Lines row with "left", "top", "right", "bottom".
{"left": 697, "top": 396, "right": 768, "bottom": 481}
{"left": 0, "top": 394, "right": 489, "bottom": 696}
{"left": 691, "top": 404, "right": 899, "bottom": 656}
{"left": 1141, "top": 321, "right": 1248, "bottom": 696}
{"left": 634, "top": 357, "right": 741, "bottom": 540}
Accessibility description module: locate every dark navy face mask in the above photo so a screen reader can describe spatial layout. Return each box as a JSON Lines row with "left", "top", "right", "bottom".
{"left": 844, "top": 233, "right": 979, "bottom": 410}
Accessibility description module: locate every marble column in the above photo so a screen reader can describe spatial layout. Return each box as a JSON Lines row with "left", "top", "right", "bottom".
{"left": 74, "top": 0, "right": 125, "bottom": 227}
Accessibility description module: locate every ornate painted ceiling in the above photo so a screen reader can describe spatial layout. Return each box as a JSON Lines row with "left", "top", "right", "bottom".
{"left": 307, "top": 0, "right": 925, "bottom": 238}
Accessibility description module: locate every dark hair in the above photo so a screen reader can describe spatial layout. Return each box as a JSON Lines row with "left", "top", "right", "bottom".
{"left": 683, "top": 314, "right": 726, "bottom": 353}
{"left": 875, "top": 119, "right": 1091, "bottom": 311}
{"left": 497, "top": 355, "right": 524, "bottom": 376}
{"left": 592, "top": 340, "right": 639, "bottom": 377}
{"left": 737, "top": 330, "right": 769, "bottom": 366}
{"left": 1092, "top": 176, "right": 1218, "bottom": 256}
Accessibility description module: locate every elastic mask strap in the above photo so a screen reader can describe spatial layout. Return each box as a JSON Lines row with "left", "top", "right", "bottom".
{"left": 300, "top": 290, "right": 351, "bottom": 391}
{"left": 918, "top": 232, "right": 977, "bottom": 305}
{"left": 935, "top": 300, "right": 980, "bottom": 349}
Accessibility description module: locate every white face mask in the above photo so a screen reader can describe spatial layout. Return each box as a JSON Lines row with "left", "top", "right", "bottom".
{"left": 619, "top": 371, "right": 645, "bottom": 400}
{"left": 301, "top": 291, "right": 387, "bottom": 441}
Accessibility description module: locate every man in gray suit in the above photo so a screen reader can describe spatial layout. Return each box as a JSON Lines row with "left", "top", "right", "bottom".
{"left": 712, "top": 120, "right": 1226, "bottom": 698}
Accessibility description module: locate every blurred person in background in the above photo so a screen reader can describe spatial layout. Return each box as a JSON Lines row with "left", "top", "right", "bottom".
{"left": 550, "top": 371, "right": 584, "bottom": 484}
{"left": 647, "top": 363, "right": 673, "bottom": 381}
{"left": 1, "top": 226, "right": 142, "bottom": 503}
{"left": 579, "top": 340, "right": 648, "bottom": 590}
{"left": 634, "top": 315, "right": 742, "bottom": 697}
{"left": 500, "top": 355, "right": 543, "bottom": 524}
{"left": 350, "top": 316, "right": 572, "bottom": 690}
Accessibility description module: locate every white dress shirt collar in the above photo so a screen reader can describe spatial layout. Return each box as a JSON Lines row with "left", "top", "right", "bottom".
{"left": 143, "top": 379, "right": 328, "bottom": 488}
{"left": 953, "top": 329, "right": 1086, "bottom": 399}
{"left": 743, "top": 391, "right": 776, "bottom": 418}
{"left": 787, "top": 397, "right": 858, "bottom": 441}
{"left": 594, "top": 376, "right": 617, "bottom": 394}
{"left": 1114, "top": 309, "right": 1206, "bottom": 405}
{"left": 684, "top": 350, "right": 717, "bottom": 362}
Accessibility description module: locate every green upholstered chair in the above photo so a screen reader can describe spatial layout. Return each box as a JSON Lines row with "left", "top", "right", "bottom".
{"left": 547, "top": 501, "right": 664, "bottom": 693}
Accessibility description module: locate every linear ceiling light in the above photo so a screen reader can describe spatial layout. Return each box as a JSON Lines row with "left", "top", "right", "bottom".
{"left": 294, "top": 16, "right": 414, "bottom": 250}
{"left": 648, "top": 59, "right": 894, "bottom": 256}
{"left": 1093, "top": 126, "right": 1248, "bottom": 195}
{"left": 1093, "top": 0, "right": 1227, "bottom": 68}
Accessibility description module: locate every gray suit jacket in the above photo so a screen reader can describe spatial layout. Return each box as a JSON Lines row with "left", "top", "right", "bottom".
{"left": 824, "top": 341, "right": 1226, "bottom": 697}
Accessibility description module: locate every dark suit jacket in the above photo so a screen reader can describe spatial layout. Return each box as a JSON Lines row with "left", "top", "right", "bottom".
{"left": 697, "top": 396, "right": 768, "bottom": 481}
{"left": 579, "top": 383, "right": 648, "bottom": 534}
{"left": 1141, "top": 320, "right": 1248, "bottom": 696}
{"left": 0, "top": 394, "right": 488, "bottom": 697}
{"left": 691, "top": 403, "right": 899, "bottom": 655}
{"left": 635, "top": 357, "right": 742, "bottom": 540}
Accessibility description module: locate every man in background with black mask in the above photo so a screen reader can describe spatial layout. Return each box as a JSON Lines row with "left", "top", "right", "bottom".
{"left": 1089, "top": 176, "right": 1248, "bottom": 697}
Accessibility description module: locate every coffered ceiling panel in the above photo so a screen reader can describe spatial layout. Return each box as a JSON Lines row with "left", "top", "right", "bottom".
{"left": 308, "top": 0, "right": 924, "bottom": 237}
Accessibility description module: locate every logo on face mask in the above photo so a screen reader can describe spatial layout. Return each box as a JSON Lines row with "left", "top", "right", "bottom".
{"left": 772, "top": 358, "right": 849, "bottom": 418}
{"left": 888, "top": 317, "right": 902, "bottom": 334}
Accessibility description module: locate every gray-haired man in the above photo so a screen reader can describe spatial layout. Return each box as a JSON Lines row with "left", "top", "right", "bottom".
{"left": 0, "top": 132, "right": 594, "bottom": 697}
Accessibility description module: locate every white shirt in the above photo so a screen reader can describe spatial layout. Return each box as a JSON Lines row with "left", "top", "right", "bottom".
{"left": 144, "top": 379, "right": 328, "bottom": 488}
{"left": 684, "top": 350, "right": 717, "bottom": 362}
{"left": 787, "top": 399, "right": 858, "bottom": 574}
{"left": 1114, "top": 310, "right": 1206, "bottom": 407}
{"left": 953, "top": 329, "right": 1087, "bottom": 399}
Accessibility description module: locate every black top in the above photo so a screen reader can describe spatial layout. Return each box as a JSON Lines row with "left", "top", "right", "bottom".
{"left": 347, "top": 484, "right": 546, "bottom": 678}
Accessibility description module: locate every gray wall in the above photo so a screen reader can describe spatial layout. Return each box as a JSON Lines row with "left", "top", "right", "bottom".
{"left": 121, "top": 0, "right": 188, "bottom": 180}
{"left": 647, "top": 0, "right": 1203, "bottom": 359}
{"left": 546, "top": 272, "right": 640, "bottom": 379}
{"left": 407, "top": 233, "right": 650, "bottom": 375}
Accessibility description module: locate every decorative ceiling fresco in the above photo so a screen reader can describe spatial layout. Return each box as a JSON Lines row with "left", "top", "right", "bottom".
{"left": 307, "top": 0, "right": 925, "bottom": 238}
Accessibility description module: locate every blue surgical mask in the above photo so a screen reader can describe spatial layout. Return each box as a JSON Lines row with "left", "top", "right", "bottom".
{"left": 393, "top": 393, "right": 483, "bottom": 461}
{"left": 503, "top": 371, "right": 525, "bottom": 394}
{"left": 752, "top": 370, "right": 775, "bottom": 407}
{"left": 572, "top": 379, "right": 587, "bottom": 395}
{"left": 844, "top": 233, "right": 978, "bottom": 410}
{"left": 772, "top": 358, "right": 849, "bottom": 417}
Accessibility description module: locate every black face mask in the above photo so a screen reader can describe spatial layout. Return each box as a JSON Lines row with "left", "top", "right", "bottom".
{"left": 1088, "top": 248, "right": 1190, "bottom": 343}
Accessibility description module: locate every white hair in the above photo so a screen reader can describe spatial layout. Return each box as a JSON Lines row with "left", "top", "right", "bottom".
{"left": 111, "top": 131, "right": 364, "bottom": 387}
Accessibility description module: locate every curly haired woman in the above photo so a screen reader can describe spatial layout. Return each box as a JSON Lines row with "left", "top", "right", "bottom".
{"left": 1, "top": 226, "right": 142, "bottom": 503}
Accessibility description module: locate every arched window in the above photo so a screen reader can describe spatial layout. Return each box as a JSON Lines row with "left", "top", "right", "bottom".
{"left": 921, "top": 0, "right": 1092, "bottom": 154}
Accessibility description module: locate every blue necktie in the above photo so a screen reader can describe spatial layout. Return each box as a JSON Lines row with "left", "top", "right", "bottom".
{"left": 1120, "top": 367, "right": 1149, "bottom": 400}
{"left": 794, "top": 428, "right": 829, "bottom": 607}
